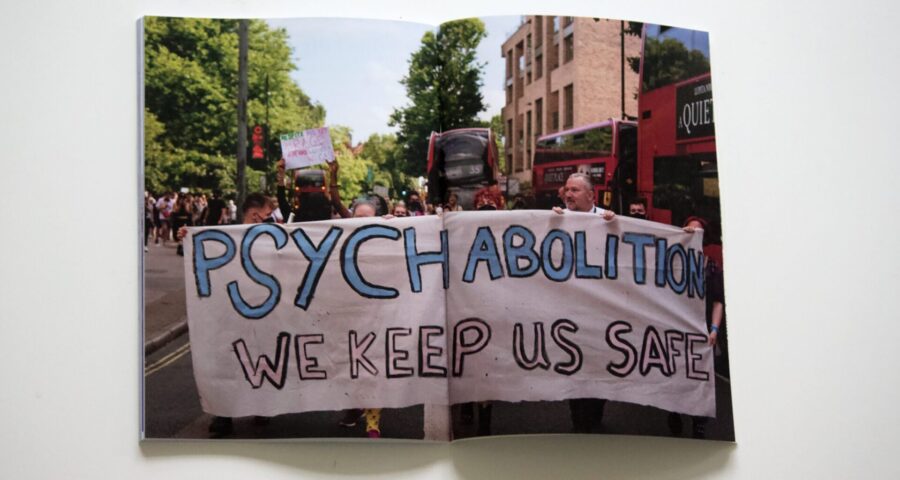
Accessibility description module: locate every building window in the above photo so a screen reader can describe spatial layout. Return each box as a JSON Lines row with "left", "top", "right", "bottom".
{"left": 564, "top": 34, "right": 574, "bottom": 63}
{"left": 535, "top": 98, "right": 543, "bottom": 137}
{"left": 564, "top": 84, "right": 574, "bottom": 129}
{"left": 535, "top": 54, "right": 543, "bottom": 79}
{"left": 526, "top": 110, "right": 532, "bottom": 168}
{"left": 553, "top": 16, "right": 560, "bottom": 33}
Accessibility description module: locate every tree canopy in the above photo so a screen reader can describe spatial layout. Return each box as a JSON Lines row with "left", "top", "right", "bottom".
{"left": 389, "top": 18, "right": 488, "bottom": 177}
{"left": 143, "top": 17, "right": 324, "bottom": 196}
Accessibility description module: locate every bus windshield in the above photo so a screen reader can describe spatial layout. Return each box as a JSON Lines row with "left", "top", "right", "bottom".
{"left": 641, "top": 25, "right": 710, "bottom": 92}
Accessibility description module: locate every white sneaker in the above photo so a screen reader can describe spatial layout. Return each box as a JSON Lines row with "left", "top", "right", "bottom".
{"left": 144, "top": 246, "right": 149, "bottom": 252}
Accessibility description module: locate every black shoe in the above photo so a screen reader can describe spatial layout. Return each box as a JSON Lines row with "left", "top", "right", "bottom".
{"left": 460, "top": 402, "right": 475, "bottom": 425}
{"left": 692, "top": 418, "right": 707, "bottom": 439}
{"left": 176, "top": 244, "right": 184, "bottom": 256}
{"left": 208, "top": 416, "right": 233, "bottom": 438}
{"left": 338, "top": 409, "right": 364, "bottom": 427}
{"left": 668, "top": 412, "right": 683, "bottom": 437}
{"left": 476, "top": 403, "right": 492, "bottom": 436}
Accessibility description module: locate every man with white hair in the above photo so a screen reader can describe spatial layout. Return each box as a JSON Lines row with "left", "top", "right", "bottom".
{"left": 552, "top": 172, "right": 614, "bottom": 433}
{"left": 552, "top": 172, "right": 616, "bottom": 220}
{"left": 351, "top": 200, "right": 377, "bottom": 218}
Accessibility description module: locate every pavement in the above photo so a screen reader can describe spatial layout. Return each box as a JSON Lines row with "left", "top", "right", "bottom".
{"left": 142, "top": 238, "right": 189, "bottom": 355}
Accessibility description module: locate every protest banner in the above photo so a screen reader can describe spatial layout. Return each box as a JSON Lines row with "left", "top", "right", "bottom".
{"left": 279, "top": 127, "right": 335, "bottom": 169}
{"left": 184, "top": 212, "right": 714, "bottom": 419}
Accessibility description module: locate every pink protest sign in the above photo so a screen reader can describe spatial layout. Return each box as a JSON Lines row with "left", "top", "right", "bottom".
{"left": 280, "top": 127, "right": 335, "bottom": 169}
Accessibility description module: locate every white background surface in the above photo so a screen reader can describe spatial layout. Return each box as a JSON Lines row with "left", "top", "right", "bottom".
{"left": 0, "top": 0, "right": 898, "bottom": 478}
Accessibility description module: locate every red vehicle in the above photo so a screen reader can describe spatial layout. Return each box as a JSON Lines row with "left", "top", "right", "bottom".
{"left": 427, "top": 128, "right": 499, "bottom": 210}
{"left": 635, "top": 24, "right": 718, "bottom": 227}
{"left": 532, "top": 119, "right": 637, "bottom": 210}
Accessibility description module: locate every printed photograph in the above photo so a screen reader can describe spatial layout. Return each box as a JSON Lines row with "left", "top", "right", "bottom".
{"left": 141, "top": 15, "right": 732, "bottom": 442}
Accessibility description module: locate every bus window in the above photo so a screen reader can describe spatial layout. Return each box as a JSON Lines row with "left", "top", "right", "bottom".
{"left": 651, "top": 152, "right": 718, "bottom": 226}
{"left": 642, "top": 25, "right": 711, "bottom": 93}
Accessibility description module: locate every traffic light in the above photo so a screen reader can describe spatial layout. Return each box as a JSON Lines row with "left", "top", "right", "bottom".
{"left": 248, "top": 125, "right": 267, "bottom": 170}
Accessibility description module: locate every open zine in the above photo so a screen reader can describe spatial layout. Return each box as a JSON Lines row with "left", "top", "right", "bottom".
{"left": 141, "top": 15, "right": 732, "bottom": 442}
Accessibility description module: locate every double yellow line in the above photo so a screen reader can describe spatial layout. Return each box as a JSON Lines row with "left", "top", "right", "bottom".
{"left": 144, "top": 342, "right": 191, "bottom": 376}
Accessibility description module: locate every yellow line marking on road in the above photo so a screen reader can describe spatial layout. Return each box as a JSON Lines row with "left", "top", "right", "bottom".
{"left": 145, "top": 342, "right": 191, "bottom": 377}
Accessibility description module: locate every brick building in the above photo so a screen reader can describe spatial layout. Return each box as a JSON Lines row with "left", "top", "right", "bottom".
{"left": 500, "top": 16, "right": 640, "bottom": 184}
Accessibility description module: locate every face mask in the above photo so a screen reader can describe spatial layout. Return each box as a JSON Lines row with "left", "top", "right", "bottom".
{"left": 630, "top": 213, "right": 646, "bottom": 220}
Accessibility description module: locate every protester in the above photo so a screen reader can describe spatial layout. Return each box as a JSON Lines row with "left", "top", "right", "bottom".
{"left": 192, "top": 194, "right": 207, "bottom": 226}
{"left": 552, "top": 173, "right": 616, "bottom": 220}
{"left": 474, "top": 194, "right": 498, "bottom": 210}
{"left": 445, "top": 192, "right": 463, "bottom": 212}
{"left": 178, "top": 192, "right": 275, "bottom": 437}
{"left": 392, "top": 203, "right": 409, "bottom": 217}
{"left": 227, "top": 199, "right": 237, "bottom": 224}
{"left": 155, "top": 192, "right": 175, "bottom": 245}
{"left": 626, "top": 197, "right": 648, "bottom": 220}
{"left": 473, "top": 179, "right": 505, "bottom": 211}
{"left": 338, "top": 199, "right": 386, "bottom": 438}
{"left": 550, "top": 173, "right": 615, "bottom": 432}
{"left": 277, "top": 159, "right": 351, "bottom": 222}
{"left": 206, "top": 190, "right": 228, "bottom": 226}
{"left": 406, "top": 192, "right": 426, "bottom": 216}
{"left": 144, "top": 192, "right": 156, "bottom": 252}
{"left": 510, "top": 193, "right": 528, "bottom": 210}
{"left": 171, "top": 194, "right": 194, "bottom": 256}
{"left": 667, "top": 215, "right": 726, "bottom": 439}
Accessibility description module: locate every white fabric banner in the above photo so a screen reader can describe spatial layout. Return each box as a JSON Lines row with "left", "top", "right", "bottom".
{"left": 444, "top": 211, "right": 714, "bottom": 417}
{"left": 184, "top": 211, "right": 714, "bottom": 418}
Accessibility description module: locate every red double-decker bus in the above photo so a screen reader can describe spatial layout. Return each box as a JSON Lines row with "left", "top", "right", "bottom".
{"left": 635, "top": 24, "right": 717, "bottom": 227}
{"left": 426, "top": 128, "right": 500, "bottom": 210}
{"left": 531, "top": 119, "right": 637, "bottom": 210}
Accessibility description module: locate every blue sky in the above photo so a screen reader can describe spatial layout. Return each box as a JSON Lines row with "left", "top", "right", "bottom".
{"left": 266, "top": 16, "right": 522, "bottom": 144}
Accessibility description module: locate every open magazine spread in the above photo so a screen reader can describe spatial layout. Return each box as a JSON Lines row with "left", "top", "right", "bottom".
{"left": 142, "top": 14, "right": 732, "bottom": 442}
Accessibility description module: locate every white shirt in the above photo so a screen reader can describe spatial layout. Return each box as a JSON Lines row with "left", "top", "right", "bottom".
{"left": 565, "top": 205, "right": 609, "bottom": 215}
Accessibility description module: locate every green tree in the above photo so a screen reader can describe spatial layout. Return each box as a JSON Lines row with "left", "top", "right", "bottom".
{"left": 390, "top": 18, "right": 488, "bottom": 177}
{"left": 488, "top": 114, "right": 506, "bottom": 172}
{"left": 327, "top": 126, "right": 371, "bottom": 202}
{"left": 143, "top": 17, "right": 324, "bottom": 196}
{"left": 639, "top": 36, "right": 710, "bottom": 92}
{"left": 625, "top": 24, "right": 710, "bottom": 92}
{"left": 359, "top": 133, "right": 413, "bottom": 198}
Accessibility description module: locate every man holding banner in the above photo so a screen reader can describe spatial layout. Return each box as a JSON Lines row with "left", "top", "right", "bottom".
{"left": 550, "top": 172, "right": 618, "bottom": 433}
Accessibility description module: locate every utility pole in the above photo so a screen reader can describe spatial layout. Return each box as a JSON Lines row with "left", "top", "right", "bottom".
{"left": 620, "top": 20, "right": 626, "bottom": 120}
{"left": 236, "top": 19, "right": 249, "bottom": 220}
{"left": 265, "top": 73, "right": 271, "bottom": 193}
